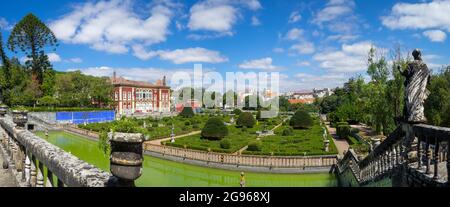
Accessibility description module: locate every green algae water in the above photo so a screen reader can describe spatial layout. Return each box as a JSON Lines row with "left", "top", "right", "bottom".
{"left": 35, "top": 131, "right": 337, "bottom": 187}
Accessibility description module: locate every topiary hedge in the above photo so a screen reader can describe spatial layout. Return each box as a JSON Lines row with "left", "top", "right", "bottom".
{"left": 336, "top": 122, "right": 350, "bottom": 139}
{"left": 220, "top": 139, "right": 231, "bottom": 149}
{"left": 282, "top": 126, "right": 294, "bottom": 136}
{"left": 233, "top": 108, "right": 242, "bottom": 115}
{"left": 236, "top": 112, "right": 256, "bottom": 128}
{"left": 179, "top": 107, "right": 194, "bottom": 118}
{"left": 247, "top": 141, "right": 262, "bottom": 151}
{"left": 289, "top": 109, "right": 313, "bottom": 129}
{"left": 201, "top": 117, "right": 228, "bottom": 140}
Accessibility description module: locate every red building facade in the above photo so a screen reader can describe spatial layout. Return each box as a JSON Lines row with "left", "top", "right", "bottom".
{"left": 111, "top": 73, "right": 171, "bottom": 115}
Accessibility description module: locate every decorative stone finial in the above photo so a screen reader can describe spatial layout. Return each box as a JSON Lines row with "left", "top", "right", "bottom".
{"left": 12, "top": 110, "right": 28, "bottom": 129}
{"left": 108, "top": 132, "right": 143, "bottom": 187}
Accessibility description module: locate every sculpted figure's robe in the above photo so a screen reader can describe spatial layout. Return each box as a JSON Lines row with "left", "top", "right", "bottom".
{"left": 402, "top": 60, "right": 430, "bottom": 122}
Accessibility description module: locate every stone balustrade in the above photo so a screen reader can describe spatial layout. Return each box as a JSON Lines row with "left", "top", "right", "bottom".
{"left": 336, "top": 122, "right": 450, "bottom": 187}
{"left": 0, "top": 110, "right": 143, "bottom": 187}
{"left": 144, "top": 143, "right": 337, "bottom": 168}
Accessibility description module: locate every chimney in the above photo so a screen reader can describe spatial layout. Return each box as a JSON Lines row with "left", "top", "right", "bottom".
{"left": 163, "top": 76, "right": 166, "bottom": 86}
{"left": 113, "top": 70, "right": 117, "bottom": 82}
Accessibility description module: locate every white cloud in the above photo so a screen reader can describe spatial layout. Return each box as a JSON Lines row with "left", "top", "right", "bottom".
{"left": 290, "top": 42, "right": 315, "bottom": 54}
{"left": 284, "top": 28, "right": 304, "bottom": 41}
{"left": 382, "top": 0, "right": 450, "bottom": 32}
{"left": 251, "top": 16, "right": 261, "bottom": 26}
{"left": 238, "top": 57, "right": 281, "bottom": 70}
{"left": 47, "top": 53, "right": 62, "bottom": 62}
{"left": 132, "top": 45, "right": 228, "bottom": 64}
{"left": 187, "top": 0, "right": 261, "bottom": 36}
{"left": 157, "top": 47, "right": 228, "bottom": 64}
{"left": 326, "top": 34, "right": 359, "bottom": 43}
{"left": 49, "top": 0, "right": 173, "bottom": 55}
{"left": 68, "top": 58, "right": 83, "bottom": 63}
{"left": 313, "top": 41, "right": 375, "bottom": 72}
{"left": 279, "top": 72, "right": 349, "bottom": 91}
{"left": 288, "top": 11, "right": 301, "bottom": 23}
{"left": 423, "top": 30, "right": 447, "bottom": 42}
{"left": 188, "top": 3, "right": 236, "bottom": 34}
{"left": 312, "top": 0, "right": 354, "bottom": 25}
{"left": 296, "top": 61, "right": 311, "bottom": 67}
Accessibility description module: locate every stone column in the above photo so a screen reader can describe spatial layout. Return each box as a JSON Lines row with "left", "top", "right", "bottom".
{"left": 109, "top": 132, "right": 143, "bottom": 187}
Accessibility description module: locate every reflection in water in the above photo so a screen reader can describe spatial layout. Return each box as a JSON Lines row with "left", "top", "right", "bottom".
{"left": 35, "top": 131, "right": 337, "bottom": 187}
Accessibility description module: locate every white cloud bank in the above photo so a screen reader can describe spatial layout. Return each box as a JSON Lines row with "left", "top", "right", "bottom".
{"left": 313, "top": 41, "right": 376, "bottom": 72}
{"left": 382, "top": 0, "right": 450, "bottom": 42}
{"left": 132, "top": 46, "right": 228, "bottom": 64}
{"left": 238, "top": 57, "right": 281, "bottom": 70}
{"left": 49, "top": 0, "right": 173, "bottom": 55}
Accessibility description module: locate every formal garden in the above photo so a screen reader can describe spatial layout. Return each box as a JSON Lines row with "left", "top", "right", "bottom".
{"left": 161, "top": 108, "right": 336, "bottom": 156}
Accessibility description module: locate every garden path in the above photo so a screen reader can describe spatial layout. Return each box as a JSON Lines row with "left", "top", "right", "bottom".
{"left": 147, "top": 130, "right": 201, "bottom": 146}
{"left": 325, "top": 122, "right": 349, "bottom": 157}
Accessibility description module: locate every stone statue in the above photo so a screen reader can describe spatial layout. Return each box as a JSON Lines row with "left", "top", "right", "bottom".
{"left": 398, "top": 49, "right": 431, "bottom": 123}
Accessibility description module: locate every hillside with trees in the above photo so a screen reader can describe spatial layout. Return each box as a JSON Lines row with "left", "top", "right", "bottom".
{"left": 0, "top": 13, "right": 112, "bottom": 109}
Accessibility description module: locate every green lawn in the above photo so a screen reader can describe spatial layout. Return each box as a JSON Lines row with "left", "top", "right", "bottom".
{"left": 243, "top": 118, "right": 338, "bottom": 156}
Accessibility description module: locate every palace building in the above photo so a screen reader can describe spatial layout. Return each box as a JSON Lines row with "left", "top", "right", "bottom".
{"left": 111, "top": 72, "right": 171, "bottom": 115}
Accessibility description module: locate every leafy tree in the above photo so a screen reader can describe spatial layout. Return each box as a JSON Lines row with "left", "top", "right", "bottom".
{"left": 289, "top": 109, "right": 313, "bottom": 129}
{"left": 201, "top": 117, "right": 228, "bottom": 140}
{"left": 223, "top": 90, "right": 238, "bottom": 108}
{"left": 279, "top": 96, "right": 291, "bottom": 111}
{"left": 8, "top": 13, "right": 57, "bottom": 85}
{"left": 236, "top": 112, "right": 256, "bottom": 128}
{"left": 425, "top": 66, "right": 450, "bottom": 126}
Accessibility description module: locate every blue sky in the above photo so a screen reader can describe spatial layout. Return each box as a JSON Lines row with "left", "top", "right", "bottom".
{"left": 0, "top": 0, "right": 449, "bottom": 92}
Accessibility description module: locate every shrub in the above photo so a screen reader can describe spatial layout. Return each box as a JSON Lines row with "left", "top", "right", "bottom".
{"left": 201, "top": 117, "right": 229, "bottom": 140}
{"left": 247, "top": 141, "right": 262, "bottom": 151}
{"left": 184, "top": 121, "right": 191, "bottom": 126}
{"left": 236, "top": 112, "right": 256, "bottom": 128}
{"left": 113, "top": 119, "right": 140, "bottom": 133}
{"left": 282, "top": 127, "right": 294, "bottom": 136}
{"left": 337, "top": 123, "right": 350, "bottom": 139}
{"left": 192, "top": 123, "right": 200, "bottom": 129}
{"left": 181, "top": 125, "right": 189, "bottom": 131}
{"left": 289, "top": 109, "right": 313, "bottom": 129}
{"left": 220, "top": 139, "right": 231, "bottom": 149}
{"left": 233, "top": 108, "right": 242, "bottom": 115}
{"left": 179, "top": 107, "right": 194, "bottom": 118}
{"left": 241, "top": 126, "right": 248, "bottom": 132}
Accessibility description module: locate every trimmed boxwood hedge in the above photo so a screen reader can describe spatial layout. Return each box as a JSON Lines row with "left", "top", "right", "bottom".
{"left": 201, "top": 117, "right": 228, "bottom": 140}
{"left": 289, "top": 109, "right": 313, "bottom": 129}
{"left": 236, "top": 112, "right": 256, "bottom": 128}
{"left": 179, "top": 107, "right": 194, "bottom": 118}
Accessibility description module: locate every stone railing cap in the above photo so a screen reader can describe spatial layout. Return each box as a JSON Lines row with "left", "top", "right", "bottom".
{"left": 109, "top": 132, "right": 143, "bottom": 142}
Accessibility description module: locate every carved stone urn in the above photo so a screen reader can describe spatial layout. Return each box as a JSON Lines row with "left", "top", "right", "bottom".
{"left": 108, "top": 132, "right": 143, "bottom": 187}
{"left": 12, "top": 110, "right": 28, "bottom": 129}
{"left": 0, "top": 105, "right": 8, "bottom": 117}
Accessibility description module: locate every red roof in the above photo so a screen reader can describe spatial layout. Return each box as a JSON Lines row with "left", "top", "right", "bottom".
{"left": 288, "top": 98, "right": 315, "bottom": 104}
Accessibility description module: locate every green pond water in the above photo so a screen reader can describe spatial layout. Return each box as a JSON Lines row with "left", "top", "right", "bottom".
{"left": 35, "top": 131, "right": 337, "bottom": 187}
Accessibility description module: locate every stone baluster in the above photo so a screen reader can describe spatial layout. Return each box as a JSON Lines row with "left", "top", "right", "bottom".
{"left": 395, "top": 145, "right": 401, "bottom": 165}
{"left": 24, "top": 151, "right": 31, "bottom": 187}
{"left": 36, "top": 161, "right": 44, "bottom": 187}
{"left": 425, "top": 141, "right": 431, "bottom": 175}
{"left": 433, "top": 138, "right": 439, "bottom": 180}
{"left": 30, "top": 155, "right": 37, "bottom": 187}
{"left": 387, "top": 149, "right": 392, "bottom": 170}
{"left": 392, "top": 146, "right": 397, "bottom": 167}
{"left": 417, "top": 139, "right": 422, "bottom": 169}
{"left": 8, "top": 136, "right": 15, "bottom": 169}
